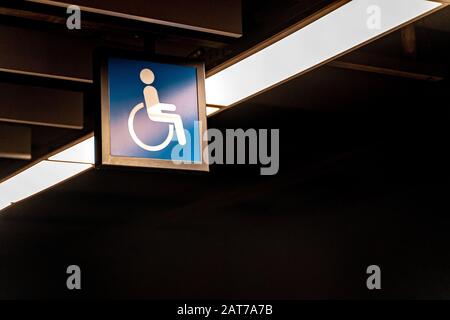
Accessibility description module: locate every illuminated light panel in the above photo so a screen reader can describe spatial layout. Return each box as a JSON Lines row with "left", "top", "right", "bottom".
{"left": 1, "top": 136, "right": 94, "bottom": 212}
{"left": 205, "top": 0, "right": 443, "bottom": 107}
{"left": 206, "top": 106, "right": 221, "bottom": 116}
{"left": 1, "top": 0, "right": 445, "bottom": 210}
{"left": 0, "top": 160, "right": 92, "bottom": 207}
{"left": 49, "top": 136, "right": 95, "bottom": 164}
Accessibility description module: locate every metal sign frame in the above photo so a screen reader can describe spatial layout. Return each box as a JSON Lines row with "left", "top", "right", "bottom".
{"left": 95, "top": 50, "right": 209, "bottom": 172}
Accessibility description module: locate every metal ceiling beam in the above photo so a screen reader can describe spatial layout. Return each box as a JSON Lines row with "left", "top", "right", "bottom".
{"left": 0, "top": 82, "right": 84, "bottom": 129}
{"left": 401, "top": 25, "right": 417, "bottom": 59}
{"left": 329, "top": 60, "right": 444, "bottom": 81}
{"left": 0, "top": 25, "right": 93, "bottom": 83}
{"left": 0, "top": 124, "right": 31, "bottom": 160}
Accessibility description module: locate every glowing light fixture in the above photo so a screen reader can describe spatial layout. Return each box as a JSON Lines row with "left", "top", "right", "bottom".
{"left": 0, "top": 136, "right": 94, "bottom": 212}
{"left": 205, "top": 0, "right": 443, "bottom": 107}
{"left": 0, "top": 201, "right": 11, "bottom": 211}
{"left": 49, "top": 136, "right": 95, "bottom": 164}
{"left": 206, "top": 106, "right": 221, "bottom": 116}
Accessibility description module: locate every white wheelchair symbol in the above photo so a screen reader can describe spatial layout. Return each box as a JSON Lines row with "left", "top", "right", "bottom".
{"left": 128, "top": 68, "right": 186, "bottom": 152}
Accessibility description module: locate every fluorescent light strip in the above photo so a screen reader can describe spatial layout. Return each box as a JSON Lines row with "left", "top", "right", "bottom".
{"left": 206, "top": 106, "right": 221, "bottom": 116}
{"left": 49, "top": 136, "right": 95, "bottom": 164}
{"left": 205, "top": 0, "right": 443, "bottom": 107}
{"left": 0, "top": 137, "right": 94, "bottom": 212}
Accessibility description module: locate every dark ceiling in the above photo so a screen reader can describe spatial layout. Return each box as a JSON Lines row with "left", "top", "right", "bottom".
{"left": 0, "top": 1, "right": 449, "bottom": 299}
{"left": 0, "top": 0, "right": 336, "bottom": 180}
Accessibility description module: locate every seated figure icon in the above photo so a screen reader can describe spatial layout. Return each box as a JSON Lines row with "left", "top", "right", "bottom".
{"left": 128, "top": 68, "right": 186, "bottom": 152}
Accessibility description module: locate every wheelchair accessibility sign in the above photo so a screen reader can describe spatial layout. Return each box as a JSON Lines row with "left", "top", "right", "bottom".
{"left": 98, "top": 55, "right": 208, "bottom": 172}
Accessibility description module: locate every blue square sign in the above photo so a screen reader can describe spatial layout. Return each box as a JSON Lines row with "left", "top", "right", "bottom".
{"left": 99, "top": 55, "right": 208, "bottom": 171}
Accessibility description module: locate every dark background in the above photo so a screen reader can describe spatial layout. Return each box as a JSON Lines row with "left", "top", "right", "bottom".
{"left": 1, "top": 65, "right": 449, "bottom": 299}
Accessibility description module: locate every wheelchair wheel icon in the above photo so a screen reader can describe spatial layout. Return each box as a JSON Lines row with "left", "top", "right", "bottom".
{"left": 127, "top": 68, "right": 186, "bottom": 152}
{"left": 128, "top": 102, "right": 174, "bottom": 152}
